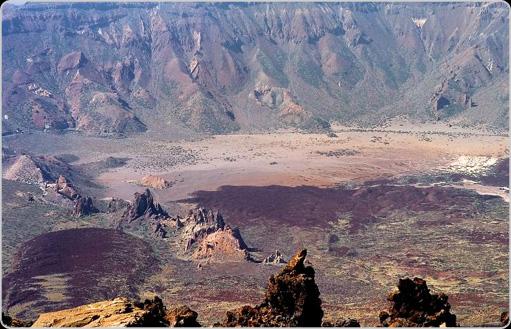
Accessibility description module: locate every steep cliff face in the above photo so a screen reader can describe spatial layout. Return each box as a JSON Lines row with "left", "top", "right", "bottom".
{"left": 2, "top": 2, "right": 508, "bottom": 135}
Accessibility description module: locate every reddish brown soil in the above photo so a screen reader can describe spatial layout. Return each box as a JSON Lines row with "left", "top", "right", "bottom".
{"left": 2, "top": 228, "right": 158, "bottom": 321}
{"left": 183, "top": 184, "right": 495, "bottom": 233}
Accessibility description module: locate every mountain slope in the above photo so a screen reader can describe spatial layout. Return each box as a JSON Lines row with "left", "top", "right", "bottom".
{"left": 2, "top": 2, "right": 508, "bottom": 135}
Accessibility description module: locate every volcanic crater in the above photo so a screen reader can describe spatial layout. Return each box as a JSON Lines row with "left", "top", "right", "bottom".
{"left": 2, "top": 227, "right": 158, "bottom": 321}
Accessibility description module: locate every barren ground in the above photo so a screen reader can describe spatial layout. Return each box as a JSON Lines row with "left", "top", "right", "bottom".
{"left": 2, "top": 126, "right": 509, "bottom": 326}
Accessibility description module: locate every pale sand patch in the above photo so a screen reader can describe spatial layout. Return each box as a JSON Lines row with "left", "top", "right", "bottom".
{"left": 96, "top": 131, "right": 507, "bottom": 201}
{"left": 33, "top": 273, "right": 72, "bottom": 303}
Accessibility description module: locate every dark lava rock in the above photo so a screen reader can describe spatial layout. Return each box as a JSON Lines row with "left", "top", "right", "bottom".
{"left": 154, "top": 222, "right": 168, "bottom": 238}
{"left": 219, "top": 249, "right": 323, "bottom": 326}
{"left": 122, "top": 189, "right": 169, "bottom": 222}
{"left": 322, "top": 318, "right": 361, "bottom": 327}
{"left": 132, "top": 296, "right": 170, "bottom": 327}
{"left": 185, "top": 184, "right": 484, "bottom": 234}
{"left": 73, "top": 196, "right": 99, "bottom": 217}
{"left": 2, "top": 312, "right": 33, "bottom": 327}
{"left": 165, "top": 305, "right": 202, "bottom": 327}
{"left": 379, "top": 277, "right": 457, "bottom": 327}
{"left": 501, "top": 311, "right": 509, "bottom": 327}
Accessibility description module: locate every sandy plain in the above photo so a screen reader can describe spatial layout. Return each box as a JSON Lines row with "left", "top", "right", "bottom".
{"left": 93, "top": 129, "right": 508, "bottom": 201}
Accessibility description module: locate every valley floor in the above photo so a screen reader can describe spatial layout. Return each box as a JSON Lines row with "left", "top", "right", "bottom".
{"left": 2, "top": 126, "right": 509, "bottom": 326}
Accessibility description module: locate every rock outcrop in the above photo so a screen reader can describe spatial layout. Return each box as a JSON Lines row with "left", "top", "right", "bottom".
{"left": 262, "top": 250, "right": 286, "bottom": 265}
{"left": 30, "top": 296, "right": 202, "bottom": 327}
{"left": 3, "top": 154, "right": 74, "bottom": 186}
{"left": 379, "top": 277, "right": 457, "bottom": 327}
{"left": 122, "top": 189, "right": 169, "bottom": 222}
{"left": 31, "top": 297, "right": 170, "bottom": 327}
{"left": 73, "top": 196, "right": 99, "bottom": 217}
{"left": 218, "top": 249, "right": 323, "bottom": 326}
{"left": 106, "top": 197, "right": 130, "bottom": 213}
{"left": 57, "top": 51, "right": 88, "bottom": 74}
{"left": 55, "top": 175, "right": 79, "bottom": 200}
{"left": 3, "top": 155, "right": 51, "bottom": 185}
{"left": 322, "top": 318, "right": 361, "bottom": 327}
{"left": 139, "top": 175, "right": 173, "bottom": 189}
{"left": 182, "top": 208, "right": 226, "bottom": 249}
{"left": 192, "top": 226, "right": 249, "bottom": 261}
{"left": 179, "top": 208, "right": 249, "bottom": 262}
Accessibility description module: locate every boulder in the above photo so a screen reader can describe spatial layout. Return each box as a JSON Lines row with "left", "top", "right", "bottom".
{"left": 31, "top": 297, "right": 169, "bottom": 327}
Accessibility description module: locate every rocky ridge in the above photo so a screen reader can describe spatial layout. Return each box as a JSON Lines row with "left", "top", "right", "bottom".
{"left": 119, "top": 190, "right": 249, "bottom": 261}
{"left": 3, "top": 154, "right": 100, "bottom": 217}
{"left": 2, "top": 3, "right": 508, "bottom": 135}
{"left": 121, "top": 188, "right": 169, "bottom": 222}
{"left": 3, "top": 154, "right": 71, "bottom": 186}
